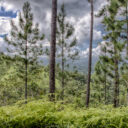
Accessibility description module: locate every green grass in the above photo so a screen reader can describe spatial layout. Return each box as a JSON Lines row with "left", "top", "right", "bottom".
{"left": 0, "top": 100, "right": 128, "bottom": 128}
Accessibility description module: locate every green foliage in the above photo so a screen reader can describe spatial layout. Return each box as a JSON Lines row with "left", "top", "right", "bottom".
{"left": 56, "top": 4, "right": 79, "bottom": 100}
{"left": 56, "top": 3, "right": 79, "bottom": 68}
{"left": 1, "top": 2, "right": 128, "bottom": 128}
{"left": 93, "top": 0, "right": 128, "bottom": 107}
{"left": 5, "top": 2, "right": 44, "bottom": 60}
{"left": 4, "top": 1, "right": 45, "bottom": 102}
{"left": 0, "top": 53, "right": 86, "bottom": 107}
{"left": 1, "top": 100, "right": 128, "bottom": 128}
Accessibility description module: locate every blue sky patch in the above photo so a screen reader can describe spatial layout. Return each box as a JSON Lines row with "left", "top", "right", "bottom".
{"left": 0, "top": 34, "right": 7, "bottom": 38}
{"left": 0, "top": 6, "right": 17, "bottom": 18}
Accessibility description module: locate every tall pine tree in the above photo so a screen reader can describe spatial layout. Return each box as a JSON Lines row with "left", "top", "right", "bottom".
{"left": 56, "top": 4, "right": 79, "bottom": 100}
{"left": 49, "top": 0, "right": 58, "bottom": 101}
{"left": 5, "top": 2, "right": 44, "bottom": 103}
{"left": 97, "top": 0, "right": 124, "bottom": 107}
{"left": 86, "top": 0, "right": 94, "bottom": 108}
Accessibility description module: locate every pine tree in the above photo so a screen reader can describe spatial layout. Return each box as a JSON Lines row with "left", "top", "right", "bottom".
{"left": 118, "top": 0, "right": 128, "bottom": 56}
{"left": 56, "top": 4, "right": 79, "bottom": 100}
{"left": 49, "top": 0, "right": 58, "bottom": 101}
{"left": 126, "top": 1, "right": 128, "bottom": 56}
{"left": 86, "top": 0, "right": 94, "bottom": 108}
{"left": 118, "top": 0, "right": 128, "bottom": 105}
{"left": 103, "top": 0, "right": 123, "bottom": 107}
{"left": 97, "top": 0, "right": 125, "bottom": 107}
{"left": 121, "top": 63, "right": 128, "bottom": 105}
{"left": 93, "top": 43, "right": 108, "bottom": 104}
{"left": 112, "top": 0, "right": 128, "bottom": 106}
{"left": 5, "top": 2, "right": 44, "bottom": 103}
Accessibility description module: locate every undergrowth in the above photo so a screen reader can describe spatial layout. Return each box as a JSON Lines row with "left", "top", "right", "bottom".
{"left": 0, "top": 100, "right": 128, "bottom": 128}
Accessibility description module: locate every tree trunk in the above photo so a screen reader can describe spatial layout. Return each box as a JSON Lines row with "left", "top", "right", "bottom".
{"left": 49, "top": 0, "right": 57, "bottom": 101}
{"left": 86, "top": 0, "right": 94, "bottom": 108}
{"left": 126, "top": 3, "right": 128, "bottom": 56}
{"left": 127, "top": 87, "right": 128, "bottom": 106}
{"left": 104, "top": 49, "right": 107, "bottom": 104}
{"left": 104, "top": 73, "right": 107, "bottom": 104}
{"left": 114, "top": 58, "right": 119, "bottom": 108}
{"left": 107, "top": 86, "right": 110, "bottom": 103}
{"left": 61, "top": 39, "right": 64, "bottom": 100}
{"left": 25, "top": 40, "right": 28, "bottom": 104}
{"left": 61, "top": 14, "right": 65, "bottom": 100}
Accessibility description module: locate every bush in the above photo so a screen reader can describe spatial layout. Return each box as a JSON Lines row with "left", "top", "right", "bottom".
{"left": 0, "top": 100, "right": 128, "bottom": 128}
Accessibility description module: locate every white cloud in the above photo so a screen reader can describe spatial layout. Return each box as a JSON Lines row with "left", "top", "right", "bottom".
{"left": 0, "top": 0, "right": 108, "bottom": 70}
{"left": 93, "top": 30, "right": 102, "bottom": 40}
{"left": 67, "top": 10, "right": 103, "bottom": 46}
{"left": 43, "top": 39, "right": 50, "bottom": 47}
{"left": 0, "top": 37, "right": 7, "bottom": 52}
{"left": 0, "top": 17, "right": 11, "bottom": 35}
{"left": 0, "top": 1, "right": 17, "bottom": 12}
{"left": 80, "top": 41, "right": 107, "bottom": 58}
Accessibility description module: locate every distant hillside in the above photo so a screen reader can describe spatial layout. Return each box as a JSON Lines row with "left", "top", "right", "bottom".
{"left": 42, "top": 56, "right": 99, "bottom": 74}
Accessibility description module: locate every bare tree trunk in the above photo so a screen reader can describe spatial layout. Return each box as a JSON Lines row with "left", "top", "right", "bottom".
{"left": 126, "top": 3, "right": 128, "bottom": 56}
{"left": 114, "top": 57, "right": 119, "bottom": 108}
{"left": 61, "top": 14, "right": 65, "bottom": 100}
{"left": 104, "top": 73, "right": 107, "bottom": 104}
{"left": 61, "top": 39, "right": 64, "bottom": 100}
{"left": 49, "top": 0, "right": 57, "bottom": 101}
{"left": 127, "top": 87, "right": 128, "bottom": 106}
{"left": 25, "top": 40, "right": 28, "bottom": 104}
{"left": 104, "top": 49, "right": 107, "bottom": 104}
{"left": 86, "top": 0, "right": 94, "bottom": 108}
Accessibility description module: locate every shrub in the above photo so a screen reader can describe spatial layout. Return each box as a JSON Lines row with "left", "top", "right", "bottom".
{"left": 0, "top": 100, "right": 128, "bottom": 128}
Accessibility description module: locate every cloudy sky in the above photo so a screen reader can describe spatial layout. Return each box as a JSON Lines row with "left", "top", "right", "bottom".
{"left": 0, "top": 0, "right": 107, "bottom": 72}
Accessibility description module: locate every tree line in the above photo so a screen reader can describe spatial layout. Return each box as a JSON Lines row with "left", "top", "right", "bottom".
{"left": 1, "top": 0, "right": 128, "bottom": 108}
